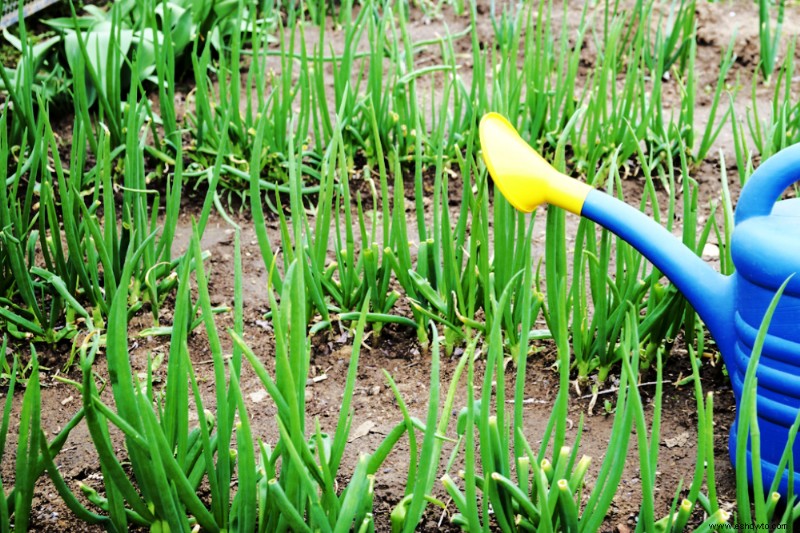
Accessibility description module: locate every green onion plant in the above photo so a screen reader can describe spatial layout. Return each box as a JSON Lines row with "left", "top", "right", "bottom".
{"left": 757, "top": 0, "right": 786, "bottom": 81}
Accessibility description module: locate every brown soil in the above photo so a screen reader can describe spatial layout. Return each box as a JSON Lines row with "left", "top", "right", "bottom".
{"left": 0, "top": 205, "right": 740, "bottom": 533}
{"left": 2, "top": 0, "right": 796, "bottom": 530}
{"left": 3, "top": 209, "right": 740, "bottom": 531}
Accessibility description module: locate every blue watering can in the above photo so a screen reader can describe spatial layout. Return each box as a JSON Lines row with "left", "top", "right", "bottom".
{"left": 479, "top": 112, "right": 800, "bottom": 495}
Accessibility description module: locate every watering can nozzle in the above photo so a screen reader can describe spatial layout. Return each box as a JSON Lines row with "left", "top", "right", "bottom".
{"left": 479, "top": 112, "right": 592, "bottom": 214}
{"left": 479, "top": 110, "right": 733, "bottom": 362}
{"left": 479, "top": 111, "right": 800, "bottom": 497}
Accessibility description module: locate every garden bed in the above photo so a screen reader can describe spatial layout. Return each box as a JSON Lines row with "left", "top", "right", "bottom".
{"left": 1, "top": 0, "right": 798, "bottom": 530}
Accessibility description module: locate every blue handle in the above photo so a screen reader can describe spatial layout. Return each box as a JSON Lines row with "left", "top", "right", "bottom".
{"left": 736, "top": 143, "right": 800, "bottom": 224}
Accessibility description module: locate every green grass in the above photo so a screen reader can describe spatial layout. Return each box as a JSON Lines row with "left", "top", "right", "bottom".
{"left": 0, "top": 0, "right": 798, "bottom": 529}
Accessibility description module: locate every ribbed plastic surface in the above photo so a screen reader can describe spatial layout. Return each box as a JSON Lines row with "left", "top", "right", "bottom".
{"left": 568, "top": 145, "right": 800, "bottom": 497}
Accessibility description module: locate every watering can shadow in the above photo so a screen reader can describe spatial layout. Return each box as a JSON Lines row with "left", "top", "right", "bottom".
{"left": 479, "top": 112, "right": 800, "bottom": 496}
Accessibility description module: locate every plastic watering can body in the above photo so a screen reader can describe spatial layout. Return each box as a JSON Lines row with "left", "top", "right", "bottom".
{"left": 479, "top": 112, "right": 800, "bottom": 495}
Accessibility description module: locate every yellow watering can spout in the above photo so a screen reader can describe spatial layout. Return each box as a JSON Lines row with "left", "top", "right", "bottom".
{"left": 479, "top": 112, "right": 591, "bottom": 214}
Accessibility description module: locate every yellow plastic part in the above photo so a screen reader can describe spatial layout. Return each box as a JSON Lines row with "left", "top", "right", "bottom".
{"left": 479, "top": 112, "right": 591, "bottom": 214}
